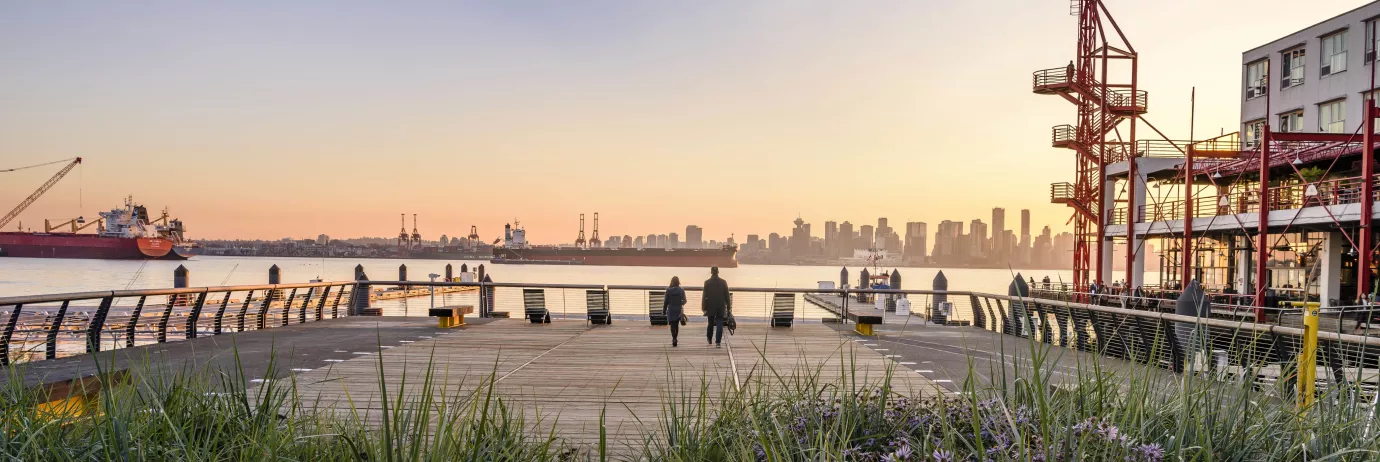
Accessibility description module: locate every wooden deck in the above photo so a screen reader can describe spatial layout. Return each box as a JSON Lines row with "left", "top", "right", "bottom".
{"left": 285, "top": 319, "right": 938, "bottom": 448}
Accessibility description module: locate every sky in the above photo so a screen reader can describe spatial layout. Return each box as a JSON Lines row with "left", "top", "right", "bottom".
{"left": 0, "top": 0, "right": 1371, "bottom": 244}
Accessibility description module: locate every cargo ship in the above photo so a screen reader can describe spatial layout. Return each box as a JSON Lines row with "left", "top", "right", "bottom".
{"left": 0, "top": 197, "right": 192, "bottom": 260}
{"left": 490, "top": 222, "right": 737, "bottom": 268}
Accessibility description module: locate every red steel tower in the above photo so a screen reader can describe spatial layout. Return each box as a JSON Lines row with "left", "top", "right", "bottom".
{"left": 1034, "top": 0, "right": 1146, "bottom": 294}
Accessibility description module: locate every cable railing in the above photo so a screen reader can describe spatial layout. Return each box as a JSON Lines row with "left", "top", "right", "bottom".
{"left": 0, "top": 281, "right": 359, "bottom": 366}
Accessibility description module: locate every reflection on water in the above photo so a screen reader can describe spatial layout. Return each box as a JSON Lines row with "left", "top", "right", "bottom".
{"left": 2, "top": 255, "right": 1100, "bottom": 297}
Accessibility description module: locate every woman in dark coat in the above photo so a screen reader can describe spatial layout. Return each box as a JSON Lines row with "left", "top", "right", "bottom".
{"left": 664, "top": 276, "right": 687, "bottom": 347}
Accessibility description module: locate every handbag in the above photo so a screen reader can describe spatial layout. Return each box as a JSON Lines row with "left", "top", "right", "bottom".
{"left": 680, "top": 313, "right": 688, "bottom": 325}
{"left": 725, "top": 307, "right": 737, "bottom": 335}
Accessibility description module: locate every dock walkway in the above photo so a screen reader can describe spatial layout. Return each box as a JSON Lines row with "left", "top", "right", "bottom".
{"left": 287, "top": 320, "right": 939, "bottom": 448}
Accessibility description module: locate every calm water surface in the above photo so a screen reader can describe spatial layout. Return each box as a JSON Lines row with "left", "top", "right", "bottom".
{"left": 0, "top": 256, "right": 1100, "bottom": 296}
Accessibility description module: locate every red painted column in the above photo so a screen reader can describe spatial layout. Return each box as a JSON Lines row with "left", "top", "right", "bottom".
{"left": 1255, "top": 126, "right": 1271, "bottom": 322}
{"left": 1361, "top": 99, "right": 1375, "bottom": 302}
{"left": 1183, "top": 89, "right": 1195, "bottom": 287}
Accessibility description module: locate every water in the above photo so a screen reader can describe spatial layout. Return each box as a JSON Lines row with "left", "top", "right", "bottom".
{"left": 0, "top": 255, "right": 1079, "bottom": 297}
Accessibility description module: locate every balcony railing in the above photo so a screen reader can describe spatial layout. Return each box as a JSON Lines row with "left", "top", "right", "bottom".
{"left": 1031, "top": 66, "right": 1072, "bottom": 92}
{"left": 1050, "top": 182, "right": 1075, "bottom": 204}
{"left": 1051, "top": 124, "right": 1075, "bottom": 147}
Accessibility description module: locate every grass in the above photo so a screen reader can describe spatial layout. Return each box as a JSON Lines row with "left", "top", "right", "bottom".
{"left": 4, "top": 327, "right": 1380, "bottom": 461}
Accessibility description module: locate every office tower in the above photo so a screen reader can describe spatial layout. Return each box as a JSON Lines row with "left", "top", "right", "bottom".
{"left": 824, "top": 221, "right": 838, "bottom": 258}
{"left": 904, "top": 222, "right": 927, "bottom": 262}
{"left": 991, "top": 207, "right": 1006, "bottom": 255}
{"left": 969, "top": 219, "right": 988, "bottom": 258}
{"left": 657, "top": 234, "right": 668, "bottom": 249}
{"left": 790, "top": 217, "right": 810, "bottom": 258}
{"left": 645, "top": 234, "right": 656, "bottom": 248}
{"left": 685, "top": 225, "right": 703, "bottom": 249}
{"left": 623, "top": 235, "right": 633, "bottom": 249}
{"left": 634, "top": 236, "right": 644, "bottom": 248}
{"left": 746, "top": 234, "right": 760, "bottom": 252}
{"left": 839, "top": 221, "right": 854, "bottom": 253}
{"left": 669, "top": 232, "right": 680, "bottom": 248}
{"left": 317, "top": 234, "right": 330, "bottom": 246}
{"left": 860, "top": 225, "right": 875, "bottom": 249}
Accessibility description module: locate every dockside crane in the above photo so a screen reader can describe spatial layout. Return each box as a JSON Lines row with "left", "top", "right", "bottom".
{"left": 397, "top": 213, "right": 409, "bottom": 253}
{"left": 574, "top": 214, "right": 586, "bottom": 249}
{"left": 411, "top": 214, "right": 422, "bottom": 250}
{"left": 467, "top": 226, "right": 480, "bottom": 250}
{"left": 0, "top": 157, "right": 82, "bottom": 231}
{"left": 590, "top": 213, "right": 601, "bottom": 248}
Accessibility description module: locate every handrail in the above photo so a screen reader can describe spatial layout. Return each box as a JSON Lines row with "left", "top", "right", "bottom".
{"left": 0, "top": 281, "right": 347, "bottom": 306}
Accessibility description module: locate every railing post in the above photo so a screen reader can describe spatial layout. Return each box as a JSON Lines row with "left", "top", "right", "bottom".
{"left": 185, "top": 290, "right": 209, "bottom": 339}
{"left": 46, "top": 300, "right": 71, "bottom": 359}
{"left": 126, "top": 296, "right": 146, "bottom": 348}
{"left": 237, "top": 290, "right": 255, "bottom": 332}
{"left": 282, "top": 288, "right": 298, "bottom": 326}
{"left": 1299, "top": 305, "right": 1319, "bottom": 409}
{"left": 85, "top": 296, "right": 115, "bottom": 354}
{"left": 969, "top": 295, "right": 985, "bottom": 329}
{"left": 330, "top": 285, "right": 345, "bottom": 318}
{"left": 1, "top": 304, "right": 22, "bottom": 366}
{"left": 314, "top": 286, "right": 330, "bottom": 321}
{"left": 258, "top": 288, "right": 275, "bottom": 330}
{"left": 213, "top": 291, "right": 232, "bottom": 335}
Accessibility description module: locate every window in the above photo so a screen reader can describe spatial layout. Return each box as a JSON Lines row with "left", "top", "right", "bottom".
{"left": 1279, "top": 110, "right": 1304, "bottom": 132}
{"left": 1282, "top": 48, "right": 1305, "bottom": 88}
{"left": 1244, "top": 119, "right": 1266, "bottom": 147}
{"left": 1245, "top": 60, "right": 1268, "bottom": 99}
{"left": 1322, "top": 31, "right": 1347, "bottom": 75}
{"left": 1367, "top": 19, "right": 1379, "bottom": 62}
{"left": 1366, "top": 90, "right": 1380, "bottom": 133}
{"left": 1320, "top": 100, "right": 1345, "bottom": 133}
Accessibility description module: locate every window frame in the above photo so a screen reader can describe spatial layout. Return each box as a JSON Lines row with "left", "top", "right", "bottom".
{"left": 1318, "top": 99, "right": 1346, "bottom": 133}
{"left": 1278, "top": 109, "right": 1304, "bottom": 133}
{"left": 1321, "top": 30, "right": 1348, "bottom": 76}
{"left": 1245, "top": 59, "right": 1269, "bottom": 100}
{"left": 1244, "top": 118, "right": 1267, "bottom": 147}
{"left": 1367, "top": 18, "right": 1380, "bottom": 63}
{"left": 1282, "top": 47, "right": 1305, "bottom": 88}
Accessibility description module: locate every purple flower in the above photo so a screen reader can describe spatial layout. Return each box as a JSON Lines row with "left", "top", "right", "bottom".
{"left": 1132, "top": 443, "right": 1165, "bottom": 462}
{"left": 932, "top": 449, "right": 954, "bottom": 462}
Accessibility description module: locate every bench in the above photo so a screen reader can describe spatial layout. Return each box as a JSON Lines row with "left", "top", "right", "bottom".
{"left": 848, "top": 313, "right": 883, "bottom": 336}
{"left": 523, "top": 289, "right": 550, "bottom": 324}
{"left": 586, "top": 290, "right": 611, "bottom": 325}
{"left": 429, "top": 305, "right": 474, "bottom": 328}
{"left": 648, "top": 291, "right": 668, "bottom": 326}
{"left": 770, "top": 293, "right": 795, "bottom": 327}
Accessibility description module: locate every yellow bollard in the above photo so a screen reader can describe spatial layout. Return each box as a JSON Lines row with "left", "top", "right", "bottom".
{"left": 1298, "top": 305, "right": 1319, "bottom": 410}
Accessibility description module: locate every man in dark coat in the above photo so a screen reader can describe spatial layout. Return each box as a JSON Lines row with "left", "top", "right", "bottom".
{"left": 702, "top": 266, "right": 731, "bottom": 347}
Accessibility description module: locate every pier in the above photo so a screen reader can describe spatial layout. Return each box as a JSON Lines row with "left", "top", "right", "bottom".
{"left": 4, "top": 273, "right": 1379, "bottom": 453}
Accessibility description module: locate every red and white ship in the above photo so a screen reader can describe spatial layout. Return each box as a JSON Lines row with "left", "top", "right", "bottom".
{"left": 0, "top": 196, "right": 190, "bottom": 260}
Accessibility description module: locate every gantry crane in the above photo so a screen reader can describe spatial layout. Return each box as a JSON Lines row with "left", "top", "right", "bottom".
{"left": 0, "top": 157, "right": 82, "bottom": 231}
{"left": 574, "top": 214, "right": 587, "bottom": 249}
{"left": 467, "top": 225, "right": 480, "bottom": 250}
{"left": 590, "top": 213, "right": 601, "bottom": 248}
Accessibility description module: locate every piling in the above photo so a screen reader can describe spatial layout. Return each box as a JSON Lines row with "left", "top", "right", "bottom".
{"left": 890, "top": 269, "right": 901, "bottom": 290}
{"left": 932, "top": 270, "right": 948, "bottom": 323}
{"left": 858, "top": 268, "right": 870, "bottom": 302}
{"left": 353, "top": 265, "right": 379, "bottom": 316}
{"left": 461, "top": 263, "right": 468, "bottom": 274}
{"left": 399, "top": 264, "right": 408, "bottom": 290}
{"left": 173, "top": 265, "right": 190, "bottom": 306}
{"left": 840, "top": 267, "right": 848, "bottom": 291}
{"left": 477, "top": 264, "right": 486, "bottom": 283}
{"left": 445, "top": 263, "right": 453, "bottom": 281}
{"left": 481, "top": 274, "right": 495, "bottom": 317}
{"left": 174, "top": 265, "right": 189, "bottom": 288}
{"left": 268, "top": 264, "right": 281, "bottom": 284}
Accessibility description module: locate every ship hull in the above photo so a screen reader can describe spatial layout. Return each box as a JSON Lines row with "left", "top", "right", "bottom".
{"left": 492, "top": 247, "right": 737, "bottom": 268}
{"left": 0, "top": 232, "right": 176, "bottom": 260}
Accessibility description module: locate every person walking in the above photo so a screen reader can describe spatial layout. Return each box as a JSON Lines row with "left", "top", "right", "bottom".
{"left": 702, "top": 266, "right": 731, "bottom": 348}
{"left": 664, "top": 276, "right": 687, "bottom": 347}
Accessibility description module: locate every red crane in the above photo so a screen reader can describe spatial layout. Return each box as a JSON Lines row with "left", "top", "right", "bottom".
{"left": 0, "top": 157, "right": 82, "bottom": 231}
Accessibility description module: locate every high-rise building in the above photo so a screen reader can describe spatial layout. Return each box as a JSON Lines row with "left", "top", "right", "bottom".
{"left": 646, "top": 234, "right": 656, "bottom": 248}
{"left": 904, "top": 222, "right": 927, "bottom": 263}
{"left": 969, "top": 219, "right": 988, "bottom": 258}
{"left": 991, "top": 207, "right": 1006, "bottom": 254}
{"left": 634, "top": 236, "right": 644, "bottom": 248}
{"left": 933, "top": 220, "right": 963, "bottom": 262}
{"left": 685, "top": 225, "right": 703, "bottom": 249}
{"left": 860, "top": 225, "right": 875, "bottom": 249}
{"left": 790, "top": 217, "right": 810, "bottom": 258}
{"left": 657, "top": 234, "right": 669, "bottom": 249}
{"left": 436, "top": 234, "right": 446, "bottom": 246}
{"left": 839, "top": 221, "right": 854, "bottom": 253}
{"left": 623, "top": 235, "right": 633, "bottom": 249}
{"left": 669, "top": 232, "right": 680, "bottom": 248}
{"left": 746, "top": 234, "right": 761, "bottom": 253}
{"left": 824, "top": 221, "right": 838, "bottom": 258}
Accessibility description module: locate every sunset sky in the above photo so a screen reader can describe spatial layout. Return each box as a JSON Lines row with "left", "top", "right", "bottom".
{"left": 0, "top": 0, "right": 1369, "bottom": 243}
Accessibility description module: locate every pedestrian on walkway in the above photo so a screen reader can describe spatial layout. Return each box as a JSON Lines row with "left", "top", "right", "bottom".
{"left": 664, "top": 276, "right": 687, "bottom": 347}
{"left": 702, "top": 267, "right": 731, "bottom": 348}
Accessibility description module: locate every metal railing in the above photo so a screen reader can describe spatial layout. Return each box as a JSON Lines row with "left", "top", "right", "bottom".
{"left": 0, "top": 281, "right": 359, "bottom": 366}
{"left": 1051, "top": 124, "right": 1075, "bottom": 146}
{"left": 967, "top": 292, "right": 1380, "bottom": 404}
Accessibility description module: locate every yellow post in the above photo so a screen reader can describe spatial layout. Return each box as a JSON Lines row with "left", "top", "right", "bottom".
{"left": 1298, "top": 305, "right": 1319, "bottom": 410}
{"left": 854, "top": 323, "right": 873, "bottom": 336}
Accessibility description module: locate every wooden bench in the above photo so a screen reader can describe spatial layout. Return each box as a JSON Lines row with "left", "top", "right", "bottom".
{"left": 648, "top": 291, "right": 668, "bottom": 326}
{"left": 770, "top": 293, "right": 795, "bottom": 327}
{"left": 848, "top": 313, "right": 883, "bottom": 336}
{"left": 586, "top": 290, "right": 611, "bottom": 325}
{"left": 523, "top": 289, "right": 550, "bottom": 324}
{"left": 429, "top": 305, "right": 474, "bottom": 328}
